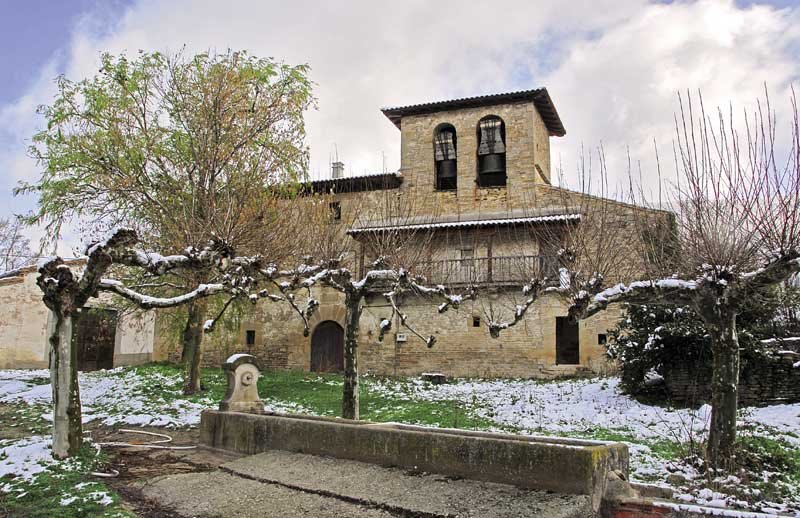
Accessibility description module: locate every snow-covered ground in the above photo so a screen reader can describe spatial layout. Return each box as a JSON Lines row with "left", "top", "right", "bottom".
{"left": 369, "top": 376, "right": 800, "bottom": 445}
{"left": 367, "top": 376, "right": 800, "bottom": 516}
{"left": 1, "top": 368, "right": 798, "bottom": 515}
{"left": 0, "top": 367, "right": 308, "bottom": 427}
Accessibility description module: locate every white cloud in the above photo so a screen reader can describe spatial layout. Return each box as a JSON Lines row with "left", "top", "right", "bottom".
{"left": 1, "top": 0, "right": 799, "bottom": 250}
{"left": 544, "top": 0, "right": 800, "bottom": 194}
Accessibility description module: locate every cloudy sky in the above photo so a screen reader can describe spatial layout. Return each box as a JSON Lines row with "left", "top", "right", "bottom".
{"left": 1, "top": 0, "right": 799, "bottom": 253}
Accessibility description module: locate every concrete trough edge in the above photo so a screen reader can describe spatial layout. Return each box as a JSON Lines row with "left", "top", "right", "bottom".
{"left": 200, "top": 409, "right": 629, "bottom": 510}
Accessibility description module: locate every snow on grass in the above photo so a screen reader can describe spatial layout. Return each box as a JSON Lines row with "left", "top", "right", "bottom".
{"left": 0, "top": 436, "right": 56, "bottom": 484}
{"left": 2, "top": 367, "right": 798, "bottom": 514}
{"left": 370, "top": 376, "right": 707, "bottom": 439}
{"left": 1, "top": 367, "right": 209, "bottom": 427}
{"left": 368, "top": 375, "right": 800, "bottom": 515}
{"left": 0, "top": 366, "right": 312, "bottom": 429}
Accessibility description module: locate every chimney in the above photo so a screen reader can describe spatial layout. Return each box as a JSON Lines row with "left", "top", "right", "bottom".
{"left": 331, "top": 161, "right": 344, "bottom": 179}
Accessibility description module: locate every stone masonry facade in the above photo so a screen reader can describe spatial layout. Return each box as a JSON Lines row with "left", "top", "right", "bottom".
{"left": 155, "top": 89, "right": 666, "bottom": 379}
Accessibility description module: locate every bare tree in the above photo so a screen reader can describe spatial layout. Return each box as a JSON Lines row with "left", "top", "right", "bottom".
{"left": 0, "top": 217, "right": 35, "bottom": 273}
{"left": 38, "top": 226, "right": 317, "bottom": 458}
{"left": 568, "top": 90, "right": 800, "bottom": 471}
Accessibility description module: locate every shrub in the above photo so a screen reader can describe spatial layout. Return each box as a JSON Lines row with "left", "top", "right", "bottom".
{"left": 605, "top": 287, "right": 795, "bottom": 395}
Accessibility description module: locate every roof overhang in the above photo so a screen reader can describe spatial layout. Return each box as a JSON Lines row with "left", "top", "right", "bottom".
{"left": 381, "top": 88, "right": 566, "bottom": 137}
{"left": 298, "top": 172, "right": 403, "bottom": 195}
{"left": 348, "top": 212, "right": 580, "bottom": 235}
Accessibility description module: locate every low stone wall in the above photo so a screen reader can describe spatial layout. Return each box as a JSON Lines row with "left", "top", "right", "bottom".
{"left": 200, "top": 410, "right": 628, "bottom": 511}
{"left": 663, "top": 352, "right": 800, "bottom": 406}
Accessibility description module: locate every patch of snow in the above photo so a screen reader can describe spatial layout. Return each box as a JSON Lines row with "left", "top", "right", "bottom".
{"left": 88, "top": 490, "right": 113, "bottom": 506}
{"left": 0, "top": 436, "right": 55, "bottom": 483}
{"left": 0, "top": 368, "right": 211, "bottom": 428}
{"left": 761, "top": 336, "right": 800, "bottom": 345}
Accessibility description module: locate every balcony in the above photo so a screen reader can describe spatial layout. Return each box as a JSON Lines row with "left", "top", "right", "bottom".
{"left": 414, "top": 255, "right": 560, "bottom": 287}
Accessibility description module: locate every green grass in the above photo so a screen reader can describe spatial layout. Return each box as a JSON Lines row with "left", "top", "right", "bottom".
{"left": 110, "top": 364, "right": 497, "bottom": 430}
{"left": 0, "top": 445, "right": 132, "bottom": 518}
{"left": 261, "top": 370, "right": 497, "bottom": 430}
{"left": 0, "top": 404, "right": 50, "bottom": 439}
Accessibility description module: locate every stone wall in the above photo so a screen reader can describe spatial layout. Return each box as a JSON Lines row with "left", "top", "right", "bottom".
{"left": 155, "top": 286, "right": 624, "bottom": 379}
{"left": 662, "top": 351, "right": 800, "bottom": 406}
{"left": 0, "top": 269, "right": 51, "bottom": 368}
{"left": 398, "top": 100, "right": 548, "bottom": 213}
{"left": 0, "top": 263, "right": 155, "bottom": 369}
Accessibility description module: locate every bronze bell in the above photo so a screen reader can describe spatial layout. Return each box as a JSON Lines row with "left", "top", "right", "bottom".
{"left": 437, "top": 159, "right": 457, "bottom": 179}
{"left": 478, "top": 153, "right": 505, "bottom": 175}
{"left": 436, "top": 159, "right": 457, "bottom": 190}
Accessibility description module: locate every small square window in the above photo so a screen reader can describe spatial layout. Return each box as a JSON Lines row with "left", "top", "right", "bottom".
{"left": 472, "top": 316, "right": 481, "bottom": 328}
{"left": 598, "top": 333, "right": 607, "bottom": 345}
{"left": 329, "top": 201, "right": 341, "bottom": 220}
{"left": 246, "top": 330, "right": 256, "bottom": 347}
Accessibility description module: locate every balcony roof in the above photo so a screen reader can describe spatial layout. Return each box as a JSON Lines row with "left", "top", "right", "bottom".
{"left": 348, "top": 209, "right": 580, "bottom": 235}
{"left": 381, "top": 88, "right": 566, "bottom": 137}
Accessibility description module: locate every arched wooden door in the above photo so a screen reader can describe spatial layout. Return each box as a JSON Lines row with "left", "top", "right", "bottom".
{"left": 311, "top": 321, "right": 344, "bottom": 373}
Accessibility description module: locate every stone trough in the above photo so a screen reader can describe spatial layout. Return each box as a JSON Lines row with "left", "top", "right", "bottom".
{"left": 199, "top": 354, "right": 634, "bottom": 515}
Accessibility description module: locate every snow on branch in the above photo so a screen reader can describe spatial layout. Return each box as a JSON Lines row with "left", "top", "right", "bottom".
{"left": 736, "top": 252, "right": 800, "bottom": 293}
{"left": 572, "top": 278, "right": 699, "bottom": 320}
{"left": 485, "top": 279, "right": 547, "bottom": 339}
{"left": 98, "top": 279, "right": 227, "bottom": 309}
{"left": 377, "top": 269, "right": 477, "bottom": 348}
{"left": 379, "top": 288, "right": 436, "bottom": 348}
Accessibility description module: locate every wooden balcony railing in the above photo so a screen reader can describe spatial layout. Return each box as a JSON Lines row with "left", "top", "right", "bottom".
{"left": 413, "top": 255, "right": 560, "bottom": 286}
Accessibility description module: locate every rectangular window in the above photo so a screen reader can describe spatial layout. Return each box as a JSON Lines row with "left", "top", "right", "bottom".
{"left": 598, "top": 333, "right": 607, "bottom": 345}
{"left": 472, "top": 316, "right": 481, "bottom": 328}
{"left": 329, "top": 201, "right": 341, "bottom": 220}
{"left": 246, "top": 330, "right": 256, "bottom": 347}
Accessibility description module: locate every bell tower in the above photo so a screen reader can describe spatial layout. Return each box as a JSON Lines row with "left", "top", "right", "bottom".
{"left": 381, "top": 88, "right": 565, "bottom": 201}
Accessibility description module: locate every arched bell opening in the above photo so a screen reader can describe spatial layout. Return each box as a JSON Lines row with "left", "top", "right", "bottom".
{"left": 476, "top": 115, "right": 506, "bottom": 187}
{"left": 434, "top": 123, "right": 457, "bottom": 191}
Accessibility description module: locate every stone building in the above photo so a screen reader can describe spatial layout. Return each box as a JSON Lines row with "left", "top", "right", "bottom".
{"left": 0, "top": 261, "right": 156, "bottom": 370}
{"left": 156, "top": 88, "right": 662, "bottom": 379}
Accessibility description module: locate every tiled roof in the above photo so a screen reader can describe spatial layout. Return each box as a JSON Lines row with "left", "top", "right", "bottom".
{"left": 381, "top": 88, "right": 566, "bottom": 137}
{"left": 298, "top": 172, "right": 403, "bottom": 195}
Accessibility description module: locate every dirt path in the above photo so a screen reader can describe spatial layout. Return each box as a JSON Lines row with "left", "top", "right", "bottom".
{"left": 91, "top": 427, "right": 242, "bottom": 517}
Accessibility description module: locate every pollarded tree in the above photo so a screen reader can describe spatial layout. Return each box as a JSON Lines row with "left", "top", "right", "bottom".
{"left": 569, "top": 91, "right": 800, "bottom": 471}
{"left": 18, "top": 49, "right": 313, "bottom": 393}
{"left": 38, "top": 227, "right": 315, "bottom": 458}
{"left": 287, "top": 190, "right": 472, "bottom": 419}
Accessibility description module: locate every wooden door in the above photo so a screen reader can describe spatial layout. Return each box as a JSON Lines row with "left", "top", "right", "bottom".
{"left": 311, "top": 321, "right": 344, "bottom": 373}
{"left": 555, "top": 316, "right": 580, "bottom": 365}
{"left": 73, "top": 308, "right": 118, "bottom": 371}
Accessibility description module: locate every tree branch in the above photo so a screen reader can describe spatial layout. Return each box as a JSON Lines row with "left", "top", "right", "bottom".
{"left": 98, "top": 279, "right": 226, "bottom": 309}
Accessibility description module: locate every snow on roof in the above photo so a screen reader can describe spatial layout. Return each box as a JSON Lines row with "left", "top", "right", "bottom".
{"left": 349, "top": 213, "right": 581, "bottom": 234}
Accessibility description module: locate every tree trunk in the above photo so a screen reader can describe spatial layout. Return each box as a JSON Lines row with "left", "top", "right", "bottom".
{"left": 48, "top": 311, "right": 82, "bottom": 459}
{"left": 342, "top": 293, "right": 362, "bottom": 420}
{"left": 707, "top": 310, "right": 740, "bottom": 472}
{"left": 182, "top": 299, "right": 207, "bottom": 395}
